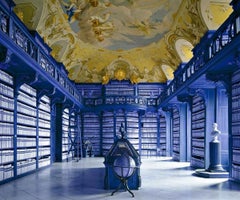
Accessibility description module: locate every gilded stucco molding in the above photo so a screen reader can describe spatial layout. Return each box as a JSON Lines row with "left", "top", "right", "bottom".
{"left": 200, "top": 0, "right": 232, "bottom": 30}
{"left": 12, "top": 0, "right": 231, "bottom": 84}
{"left": 173, "top": 0, "right": 207, "bottom": 46}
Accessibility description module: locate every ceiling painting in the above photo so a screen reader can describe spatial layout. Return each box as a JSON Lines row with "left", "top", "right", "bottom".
{"left": 60, "top": 0, "right": 181, "bottom": 50}
{"left": 13, "top": 0, "right": 232, "bottom": 84}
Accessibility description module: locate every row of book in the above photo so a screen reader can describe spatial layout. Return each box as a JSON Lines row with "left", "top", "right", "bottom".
{"left": 232, "top": 123, "right": 240, "bottom": 135}
{"left": 191, "top": 94, "right": 206, "bottom": 168}
{"left": 191, "top": 128, "right": 205, "bottom": 138}
{"left": 0, "top": 109, "right": 13, "bottom": 122}
{"left": 18, "top": 91, "right": 36, "bottom": 107}
{"left": 232, "top": 164, "right": 240, "bottom": 180}
{"left": 232, "top": 136, "right": 240, "bottom": 148}
{"left": 232, "top": 110, "right": 240, "bottom": 122}
{"left": 17, "top": 159, "right": 36, "bottom": 175}
{"left": 232, "top": 70, "right": 240, "bottom": 182}
{"left": 0, "top": 136, "right": 13, "bottom": 149}
{"left": 17, "top": 149, "right": 36, "bottom": 160}
{"left": 17, "top": 125, "right": 36, "bottom": 136}
{"left": 0, "top": 164, "right": 13, "bottom": 181}
{"left": 0, "top": 95, "right": 14, "bottom": 110}
{"left": 191, "top": 110, "right": 205, "bottom": 120}
{"left": 0, "top": 150, "right": 13, "bottom": 164}
{"left": 192, "top": 147, "right": 205, "bottom": 157}
{"left": 0, "top": 83, "right": 13, "bottom": 97}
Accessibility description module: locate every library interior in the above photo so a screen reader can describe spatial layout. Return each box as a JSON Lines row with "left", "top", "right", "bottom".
{"left": 1, "top": 0, "right": 240, "bottom": 199}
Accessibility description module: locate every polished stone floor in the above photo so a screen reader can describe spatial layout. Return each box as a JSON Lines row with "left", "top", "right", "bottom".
{"left": 0, "top": 157, "right": 240, "bottom": 200}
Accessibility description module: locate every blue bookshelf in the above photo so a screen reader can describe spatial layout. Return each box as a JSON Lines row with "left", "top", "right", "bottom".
{"left": 62, "top": 108, "right": 69, "bottom": 161}
{"left": 159, "top": 113, "right": 167, "bottom": 156}
{"left": 16, "top": 83, "right": 37, "bottom": 176}
{"left": 102, "top": 111, "right": 114, "bottom": 156}
{"left": 0, "top": 70, "right": 14, "bottom": 182}
{"left": 231, "top": 69, "right": 240, "bottom": 181}
{"left": 38, "top": 95, "right": 51, "bottom": 168}
{"left": 126, "top": 111, "right": 139, "bottom": 151}
{"left": 172, "top": 107, "right": 180, "bottom": 161}
{"left": 191, "top": 94, "right": 206, "bottom": 169}
{"left": 141, "top": 112, "right": 158, "bottom": 157}
{"left": 82, "top": 112, "right": 101, "bottom": 157}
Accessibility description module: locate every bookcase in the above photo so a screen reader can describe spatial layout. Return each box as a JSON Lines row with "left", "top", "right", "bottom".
{"left": 38, "top": 95, "right": 51, "bottom": 168}
{"left": 17, "top": 83, "right": 37, "bottom": 176}
{"left": 190, "top": 94, "right": 206, "bottom": 168}
{"left": 105, "top": 81, "right": 134, "bottom": 96}
{"left": 231, "top": 69, "right": 240, "bottom": 181}
{"left": 172, "top": 107, "right": 180, "bottom": 161}
{"left": 126, "top": 111, "right": 139, "bottom": 151}
{"left": 82, "top": 112, "right": 101, "bottom": 157}
{"left": 76, "top": 84, "right": 102, "bottom": 98}
{"left": 0, "top": 70, "right": 53, "bottom": 183}
{"left": 0, "top": 70, "right": 14, "bottom": 182}
{"left": 62, "top": 108, "right": 69, "bottom": 161}
{"left": 159, "top": 113, "right": 167, "bottom": 156}
{"left": 67, "top": 112, "right": 81, "bottom": 160}
{"left": 101, "top": 111, "right": 114, "bottom": 156}
{"left": 138, "top": 84, "right": 162, "bottom": 97}
{"left": 141, "top": 112, "right": 158, "bottom": 157}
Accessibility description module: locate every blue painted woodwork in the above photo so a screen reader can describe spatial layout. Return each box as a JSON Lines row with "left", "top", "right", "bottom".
{"left": 0, "top": 0, "right": 83, "bottom": 109}
{"left": 1, "top": 0, "right": 240, "bottom": 185}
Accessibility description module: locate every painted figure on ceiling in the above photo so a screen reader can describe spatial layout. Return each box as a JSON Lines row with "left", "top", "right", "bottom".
{"left": 89, "top": 13, "right": 114, "bottom": 41}
{"left": 61, "top": 0, "right": 86, "bottom": 22}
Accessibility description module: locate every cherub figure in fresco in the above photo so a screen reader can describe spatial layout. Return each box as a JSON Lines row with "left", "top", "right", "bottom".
{"left": 89, "top": 13, "right": 114, "bottom": 41}
{"left": 62, "top": 0, "right": 85, "bottom": 22}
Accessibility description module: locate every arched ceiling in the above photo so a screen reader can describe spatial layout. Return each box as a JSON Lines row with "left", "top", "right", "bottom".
{"left": 13, "top": 0, "right": 232, "bottom": 84}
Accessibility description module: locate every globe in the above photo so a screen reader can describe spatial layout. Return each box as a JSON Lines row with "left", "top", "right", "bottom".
{"left": 113, "top": 155, "right": 136, "bottom": 178}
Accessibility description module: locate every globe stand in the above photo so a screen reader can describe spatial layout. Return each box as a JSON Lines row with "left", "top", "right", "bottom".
{"left": 111, "top": 155, "right": 136, "bottom": 197}
{"left": 111, "top": 176, "right": 134, "bottom": 197}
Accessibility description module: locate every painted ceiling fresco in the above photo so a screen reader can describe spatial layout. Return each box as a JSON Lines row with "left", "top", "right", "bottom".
{"left": 60, "top": 0, "right": 182, "bottom": 50}
{"left": 13, "top": 0, "right": 232, "bottom": 84}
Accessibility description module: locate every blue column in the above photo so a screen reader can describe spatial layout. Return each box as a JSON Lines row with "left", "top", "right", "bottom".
{"left": 55, "top": 103, "right": 63, "bottom": 162}
{"left": 179, "top": 103, "right": 187, "bottom": 162}
{"left": 204, "top": 88, "right": 216, "bottom": 169}
{"left": 165, "top": 111, "right": 172, "bottom": 157}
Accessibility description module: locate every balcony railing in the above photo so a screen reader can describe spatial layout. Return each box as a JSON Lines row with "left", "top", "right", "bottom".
{"left": 158, "top": 1, "right": 240, "bottom": 104}
{"left": 84, "top": 96, "right": 157, "bottom": 107}
{"left": 0, "top": 3, "right": 82, "bottom": 103}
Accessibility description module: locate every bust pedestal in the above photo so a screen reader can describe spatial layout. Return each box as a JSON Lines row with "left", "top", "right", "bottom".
{"left": 207, "top": 140, "right": 224, "bottom": 172}
{"left": 195, "top": 140, "right": 228, "bottom": 178}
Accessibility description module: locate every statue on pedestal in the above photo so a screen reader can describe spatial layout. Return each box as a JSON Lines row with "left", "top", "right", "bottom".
{"left": 194, "top": 122, "right": 228, "bottom": 177}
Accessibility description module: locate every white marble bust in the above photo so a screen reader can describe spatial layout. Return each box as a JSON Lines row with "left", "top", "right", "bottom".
{"left": 211, "top": 123, "right": 221, "bottom": 142}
